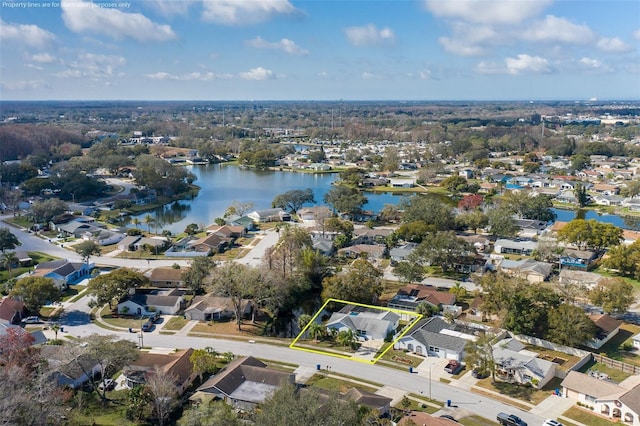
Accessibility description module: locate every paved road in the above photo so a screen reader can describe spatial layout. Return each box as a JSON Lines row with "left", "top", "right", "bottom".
{"left": 54, "top": 297, "right": 544, "bottom": 426}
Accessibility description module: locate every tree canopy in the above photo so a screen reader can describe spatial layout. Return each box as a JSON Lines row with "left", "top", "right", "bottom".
{"left": 321, "top": 258, "right": 382, "bottom": 304}
{"left": 75, "top": 240, "right": 101, "bottom": 264}
{"left": 0, "top": 228, "right": 21, "bottom": 253}
{"left": 323, "top": 185, "right": 367, "bottom": 217}
{"left": 400, "top": 195, "right": 455, "bottom": 231}
{"left": 557, "top": 219, "right": 622, "bottom": 252}
{"left": 589, "top": 277, "right": 635, "bottom": 314}
{"left": 10, "top": 276, "right": 60, "bottom": 313}
{"left": 272, "top": 188, "right": 315, "bottom": 213}
{"left": 87, "top": 268, "right": 149, "bottom": 309}
{"left": 546, "top": 304, "right": 597, "bottom": 347}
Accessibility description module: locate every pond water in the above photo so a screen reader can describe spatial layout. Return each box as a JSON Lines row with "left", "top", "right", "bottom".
{"left": 129, "top": 164, "right": 407, "bottom": 234}
{"left": 127, "top": 164, "right": 639, "bottom": 234}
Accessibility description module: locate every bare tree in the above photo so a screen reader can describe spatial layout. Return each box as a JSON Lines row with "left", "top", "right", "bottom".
{"left": 146, "top": 367, "right": 179, "bottom": 426}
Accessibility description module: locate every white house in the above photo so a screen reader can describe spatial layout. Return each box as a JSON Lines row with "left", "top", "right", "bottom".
{"left": 117, "top": 288, "right": 185, "bottom": 316}
{"left": 493, "top": 239, "right": 538, "bottom": 256}
{"left": 492, "top": 338, "right": 556, "bottom": 389}
{"left": 326, "top": 306, "right": 399, "bottom": 341}
{"left": 585, "top": 314, "right": 623, "bottom": 350}
{"left": 633, "top": 333, "right": 640, "bottom": 350}
{"left": 394, "top": 317, "right": 477, "bottom": 361}
{"left": 561, "top": 371, "right": 640, "bottom": 426}
{"left": 33, "top": 259, "right": 93, "bottom": 290}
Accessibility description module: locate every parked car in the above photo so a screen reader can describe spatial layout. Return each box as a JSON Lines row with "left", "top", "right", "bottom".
{"left": 542, "top": 420, "right": 563, "bottom": 426}
{"left": 21, "top": 316, "right": 41, "bottom": 324}
{"left": 151, "top": 312, "right": 162, "bottom": 323}
{"left": 439, "top": 414, "right": 458, "bottom": 422}
{"left": 496, "top": 412, "right": 527, "bottom": 426}
{"left": 472, "top": 368, "right": 489, "bottom": 379}
{"left": 444, "top": 360, "right": 463, "bottom": 375}
{"left": 141, "top": 321, "right": 153, "bottom": 332}
{"left": 98, "top": 379, "right": 115, "bottom": 391}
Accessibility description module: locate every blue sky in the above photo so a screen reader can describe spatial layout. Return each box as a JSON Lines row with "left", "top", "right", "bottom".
{"left": 1, "top": 0, "right": 639, "bottom": 100}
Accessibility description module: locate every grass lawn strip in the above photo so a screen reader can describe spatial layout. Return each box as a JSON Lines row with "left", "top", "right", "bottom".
{"left": 470, "top": 387, "right": 533, "bottom": 412}
{"left": 563, "top": 406, "right": 620, "bottom": 426}
{"left": 161, "top": 316, "right": 190, "bottom": 331}
{"left": 305, "top": 373, "right": 378, "bottom": 393}
{"left": 458, "top": 415, "right": 501, "bottom": 426}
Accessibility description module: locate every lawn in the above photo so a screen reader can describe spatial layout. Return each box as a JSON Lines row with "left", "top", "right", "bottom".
{"left": 39, "top": 306, "right": 63, "bottom": 320}
{"left": 67, "top": 389, "right": 136, "bottom": 426}
{"left": 380, "top": 349, "right": 425, "bottom": 369}
{"left": 189, "top": 314, "right": 275, "bottom": 339}
{"left": 397, "top": 398, "right": 440, "bottom": 415}
{"left": 474, "top": 376, "right": 563, "bottom": 406}
{"left": 595, "top": 323, "right": 640, "bottom": 367}
{"left": 523, "top": 345, "right": 582, "bottom": 372}
{"left": 162, "top": 316, "right": 189, "bottom": 331}
{"left": 578, "top": 360, "right": 632, "bottom": 383}
{"left": 305, "top": 373, "right": 378, "bottom": 393}
{"left": 563, "top": 406, "right": 620, "bottom": 426}
{"left": 458, "top": 415, "right": 500, "bottom": 426}
{"left": 99, "top": 306, "right": 147, "bottom": 330}
{"left": 593, "top": 266, "right": 640, "bottom": 290}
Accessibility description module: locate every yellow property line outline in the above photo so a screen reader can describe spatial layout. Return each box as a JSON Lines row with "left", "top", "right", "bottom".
{"left": 289, "top": 298, "right": 423, "bottom": 364}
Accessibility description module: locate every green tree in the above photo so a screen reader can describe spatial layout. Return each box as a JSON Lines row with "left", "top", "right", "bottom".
{"left": 126, "top": 385, "right": 152, "bottom": 422}
{"left": 208, "top": 263, "right": 260, "bottom": 331}
{"left": 190, "top": 349, "right": 219, "bottom": 382}
{"left": 456, "top": 210, "right": 489, "bottom": 233}
{"left": 297, "top": 314, "right": 312, "bottom": 335}
{"left": 464, "top": 332, "right": 496, "bottom": 382}
{"left": 178, "top": 401, "right": 241, "bottom": 426}
{"left": 574, "top": 182, "right": 589, "bottom": 207}
{"left": 87, "top": 268, "right": 149, "bottom": 309}
{"left": 589, "top": 277, "right": 635, "bottom": 314}
{"left": 255, "top": 384, "right": 364, "bottom": 426}
{"left": 414, "top": 231, "right": 474, "bottom": 272}
{"left": 486, "top": 207, "right": 518, "bottom": 237}
{"left": 321, "top": 258, "right": 382, "bottom": 304}
{"left": 571, "top": 154, "right": 591, "bottom": 171}
{"left": 147, "top": 366, "right": 179, "bottom": 426}
{"left": 10, "top": 276, "right": 60, "bottom": 314}
{"left": 0, "top": 228, "right": 21, "bottom": 254}
{"left": 603, "top": 241, "right": 640, "bottom": 277}
{"left": 184, "top": 223, "right": 199, "bottom": 235}
{"left": 416, "top": 302, "right": 438, "bottom": 317}
{"left": 29, "top": 198, "right": 68, "bottom": 223}
{"left": 450, "top": 282, "right": 467, "bottom": 299}
{"left": 394, "top": 260, "right": 425, "bottom": 283}
{"left": 2, "top": 251, "right": 18, "bottom": 280}
{"left": 74, "top": 240, "right": 100, "bottom": 264}
{"left": 182, "top": 256, "right": 216, "bottom": 294}
{"left": 143, "top": 214, "right": 155, "bottom": 233}
{"left": 396, "top": 221, "right": 431, "bottom": 243}
{"left": 272, "top": 188, "right": 315, "bottom": 213}
{"left": 132, "top": 217, "right": 141, "bottom": 230}
{"left": 307, "top": 322, "right": 326, "bottom": 342}
{"left": 546, "top": 304, "right": 597, "bottom": 346}
{"left": 323, "top": 185, "right": 367, "bottom": 217}
{"left": 557, "top": 219, "right": 622, "bottom": 252}
{"left": 336, "top": 329, "right": 357, "bottom": 349}
{"left": 400, "top": 195, "right": 455, "bottom": 231}
{"left": 441, "top": 175, "right": 469, "bottom": 193}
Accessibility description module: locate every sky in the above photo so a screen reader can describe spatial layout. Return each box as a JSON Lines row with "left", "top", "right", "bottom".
{"left": 1, "top": 0, "right": 639, "bottom": 101}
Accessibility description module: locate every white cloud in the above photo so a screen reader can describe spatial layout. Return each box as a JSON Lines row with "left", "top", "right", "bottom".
{"left": 146, "top": 71, "right": 232, "bottom": 81}
{"left": 635, "top": 29, "right": 640, "bottom": 40}
{"left": 61, "top": 0, "right": 176, "bottom": 42}
{"left": 30, "top": 53, "right": 56, "bottom": 63}
{"left": 361, "top": 71, "right": 384, "bottom": 80}
{"left": 424, "top": 0, "right": 550, "bottom": 25}
{"left": 317, "top": 71, "right": 329, "bottom": 78}
{"left": 523, "top": 15, "right": 595, "bottom": 44}
{"left": 246, "top": 36, "right": 309, "bottom": 55}
{"left": 345, "top": 24, "right": 395, "bottom": 47}
{"left": 0, "top": 20, "right": 56, "bottom": 48}
{"left": 419, "top": 70, "right": 432, "bottom": 79}
{"left": 26, "top": 64, "right": 44, "bottom": 71}
{"left": 55, "top": 53, "right": 126, "bottom": 79}
{"left": 438, "top": 35, "right": 487, "bottom": 56}
{"left": 474, "top": 60, "right": 503, "bottom": 74}
{"left": 579, "top": 57, "right": 612, "bottom": 73}
{"left": 596, "top": 37, "right": 632, "bottom": 52}
{"left": 201, "top": 0, "right": 297, "bottom": 25}
{"left": 505, "top": 54, "right": 550, "bottom": 74}
{"left": 239, "top": 66, "right": 275, "bottom": 80}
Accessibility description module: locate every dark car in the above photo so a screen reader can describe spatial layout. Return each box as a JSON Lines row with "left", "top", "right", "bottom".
{"left": 439, "top": 414, "right": 458, "bottom": 422}
{"left": 497, "top": 412, "right": 527, "bottom": 426}
{"left": 472, "top": 368, "right": 489, "bottom": 379}
{"left": 151, "top": 312, "right": 162, "bottom": 323}
{"left": 141, "top": 321, "right": 153, "bottom": 332}
{"left": 444, "top": 360, "right": 463, "bottom": 375}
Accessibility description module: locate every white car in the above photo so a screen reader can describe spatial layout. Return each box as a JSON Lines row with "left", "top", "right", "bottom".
{"left": 542, "top": 420, "right": 563, "bottom": 426}
{"left": 21, "top": 316, "right": 41, "bottom": 324}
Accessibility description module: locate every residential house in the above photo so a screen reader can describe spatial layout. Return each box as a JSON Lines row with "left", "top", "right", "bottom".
{"left": 83, "top": 229, "right": 125, "bottom": 246}
{"left": 132, "top": 237, "right": 169, "bottom": 253}
{"left": 326, "top": 305, "right": 400, "bottom": 341}
{"left": 457, "top": 235, "right": 491, "bottom": 253}
{"left": 352, "top": 227, "right": 393, "bottom": 245}
{"left": 623, "top": 197, "right": 640, "bottom": 212}
{"left": 594, "top": 195, "right": 624, "bottom": 206}
{"left": 498, "top": 258, "right": 553, "bottom": 283}
{"left": 493, "top": 239, "right": 538, "bottom": 256}
{"left": 394, "top": 317, "right": 478, "bottom": 361}
{"left": 466, "top": 296, "right": 496, "bottom": 322}
{"left": 224, "top": 215, "right": 256, "bottom": 231}
{"left": 337, "top": 244, "right": 386, "bottom": 260}
{"left": 492, "top": 338, "right": 556, "bottom": 389}
{"left": 559, "top": 249, "right": 598, "bottom": 270}
{"left": 514, "top": 219, "right": 550, "bottom": 238}
{"left": 147, "top": 267, "right": 188, "bottom": 288}
{"left": 0, "top": 296, "right": 25, "bottom": 325}
{"left": 247, "top": 208, "right": 290, "bottom": 223}
{"left": 194, "top": 356, "right": 295, "bottom": 410}
{"left": 124, "top": 348, "right": 197, "bottom": 396}
{"left": 390, "top": 242, "right": 418, "bottom": 263}
{"left": 0, "top": 251, "right": 33, "bottom": 267}
{"left": 389, "top": 178, "right": 415, "bottom": 188}
{"left": 561, "top": 371, "right": 640, "bottom": 425}
{"left": 632, "top": 333, "right": 640, "bottom": 350}
{"left": 205, "top": 225, "right": 246, "bottom": 240}
{"left": 184, "top": 295, "right": 252, "bottom": 321}
{"left": 558, "top": 269, "right": 604, "bottom": 289}
{"left": 0, "top": 322, "right": 46, "bottom": 345}
{"left": 40, "top": 345, "right": 101, "bottom": 389}
{"left": 343, "top": 388, "right": 392, "bottom": 416}
{"left": 556, "top": 190, "right": 578, "bottom": 204}
{"left": 592, "top": 183, "right": 620, "bottom": 195}
{"left": 585, "top": 313, "right": 622, "bottom": 349}
{"left": 478, "top": 182, "right": 498, "bottom": 194}
{"left": 388, "top": 284, "right": 456, "bottom": 319}
{"left": 117, "top": 235, "right": 141, "bottom": 251}
{"left": 117, "top": 288, "right": 185, "bottom": 316}
{"left": 297, "top": 206, "right": 332, "bottom": 222}
{"left": 311, "top": 235, "right": 335, "bottom": 256}
{"left": 33, "top": 259, "right": 93, "bottom": 290}
{"left": 185, "top": 233, "right": 232, "bottom": 254}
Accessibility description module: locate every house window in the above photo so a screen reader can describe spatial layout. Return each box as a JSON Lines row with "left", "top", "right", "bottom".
{"left": 586, "top": 395, "right": 596, "bottom": 402}
{"left": 357, "top": 329, "right": 366, "bottom": 336}
{"left": 523, "top": 374, "right": 532, "bottom": 381}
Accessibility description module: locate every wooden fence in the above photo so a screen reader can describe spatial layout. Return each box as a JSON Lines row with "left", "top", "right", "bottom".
{"left": 592, "top": 353, "right": 640, "bottom": 375}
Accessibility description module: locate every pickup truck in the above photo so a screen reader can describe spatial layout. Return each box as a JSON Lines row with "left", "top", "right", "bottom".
{"left": 496, "top": 412, "right": 527, "bottom": 426}
{"left": 444, "top": 360, "right": 463, "bottom": 375}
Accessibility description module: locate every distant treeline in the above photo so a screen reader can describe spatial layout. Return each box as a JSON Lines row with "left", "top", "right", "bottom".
{"left": 0, "top": 124, "right": 86, "bottom": 161}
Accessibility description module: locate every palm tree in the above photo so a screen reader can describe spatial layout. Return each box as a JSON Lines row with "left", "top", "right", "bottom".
{"left": 336, "top": 329, "right": 356, "bottom": 349}
{"left": 51, "top": 323, "right": 60, "bottom": 340}
{"left": 308, "top": 322, "right": 326, "bottom": 342}
{"left": 297, "top": 314, "right": 312, "bottom": 336}
{"left": 449, "top": 282, "right": 467, "bottom": 299}
{"left": 143, "top": 214, "right": 154, "bottom": 233}
{"left": 132, "top": 217, "right": 141, "bottom": 230}
{"left": 2, "top": 251, "right": 17, "bottom": 280}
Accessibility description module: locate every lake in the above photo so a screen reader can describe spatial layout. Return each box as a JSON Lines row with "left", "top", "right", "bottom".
{"left": 129, "top": 164, "right": 407, "bottom": 234}
{"left": 128, "top": 164, "right": 640, "bottom": 234}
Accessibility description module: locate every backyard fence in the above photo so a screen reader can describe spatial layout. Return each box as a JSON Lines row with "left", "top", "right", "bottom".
{"left": 592, "top": 354, "right": 640, "bottom": 375}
